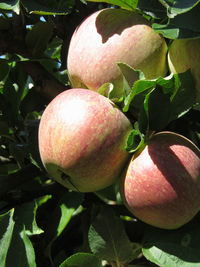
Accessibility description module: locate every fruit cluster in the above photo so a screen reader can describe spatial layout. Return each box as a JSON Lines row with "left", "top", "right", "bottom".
{"left": 38, "top": 8, "right": 200, "bottom": 230}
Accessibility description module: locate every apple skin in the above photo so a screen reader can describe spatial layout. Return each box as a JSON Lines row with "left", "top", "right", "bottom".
{"left": 168, "top": 37, "right": 200, "bottom": 102}
{"left": 120, "top": 131, "right": 200, "bottom": 229}
{"left": 38, "top": 88, "right": 133, "bottom": 192}
{"left": 67, "top": 8, "right": 168, "bottom": 97}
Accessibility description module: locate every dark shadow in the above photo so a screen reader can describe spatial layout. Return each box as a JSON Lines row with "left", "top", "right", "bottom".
{"left": 142, "top": 132, "right": 200, "bottom": 263}
{"left": 95, "top": 8, "right": 149, "bottom": 43}
{"left": 148, "top": 133, "right": 200, "bottom": 204}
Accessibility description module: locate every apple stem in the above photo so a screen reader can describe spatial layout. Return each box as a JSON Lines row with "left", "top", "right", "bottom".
{"left": 60, "top": 172, "right": 80, "bottom": 192}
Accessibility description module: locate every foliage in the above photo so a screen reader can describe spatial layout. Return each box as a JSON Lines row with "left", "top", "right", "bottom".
{"left": 0, "top": 0, "right": 200, "bottom": 267}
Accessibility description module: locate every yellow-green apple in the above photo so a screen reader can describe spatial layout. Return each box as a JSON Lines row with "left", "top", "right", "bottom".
{"left": 120, "top": 131, "right": 200, "bottom": 229}
{"left": 67, "top": 8, "right": 168, "bottom": 97}
{"left": 168, "top": 37, "right": 200, "bottom": 102}
{"left": 38, "top": 88, "right": 133, "bottom": 192}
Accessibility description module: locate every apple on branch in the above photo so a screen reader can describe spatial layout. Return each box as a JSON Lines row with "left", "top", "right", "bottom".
{"left": 38, "top": 88, "right": 133, "bottom": 193}
{"left": 120, "top": 131, "right": 200, "bottom": 230}
{"left": 168, "top": 37, "right": 200, "bottom": 102}
{"left": 67, "top": 8, "right": 168, "bottom": 98}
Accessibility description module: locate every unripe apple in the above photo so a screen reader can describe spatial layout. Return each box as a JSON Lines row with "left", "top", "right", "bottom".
{"left": 38, "top": 89, "right": 133, "bottom": 192}
{"left": 120, "top": 131, "right": 200, "bottom": 229}
{"left": 67, "top": 8, "right": 168, "bottom": 97}
{"left": 168, "top": 37, "right": 200, "bottom": 102}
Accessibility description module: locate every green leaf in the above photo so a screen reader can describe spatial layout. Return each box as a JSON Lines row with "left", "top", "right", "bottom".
{"left": 20, "top": 88, "right": 46, "bottom": 117}
{"left": 125, "top": 70, "right": 196, "bottom": 134}
{"left": 123, "top": 79, "right": 155, "bottom": 113}
{"left": 60, "top": 252, "right": 103, "bottom": 267}
{"left": 88, "top": 206, "right": 135, "bottom": 264}
{"left": 0, "top": 201, "right": 43, "bottom": 266}
{"left": 21, "top": 0, "right": 70, "bottom": 15}
{"left": 126, "top": 122, "right": 145, "bottom": 153}
{"left": 25, "top": 21, "right": 54, "bottom": 57}
{"left": 0, "top": 209, "right": 15, "bottom": 267}
{"left": 87, "top": 0, "right": 137, "bottom": 11}
{"left": 142, "top": 218, "right": 200, "bottom": 267}
{"left": 4, "top": 201, "right": 43, "bottom": 267}
{"left": 19, "top": 227, "right": 37, "bottom": 267}
{"left": 158, "top": 0, "right": 200, "bottom": 17}
{"left": 118, "top": 62, "right": 140, "bottom": 89}
{"left": 45, "top": 191, "right": 84, "bottom": 251}
{"left": 136, "top": 0, "right": 166, "bottom": 19}
{"left": 153, "top": 5, "right": 200, "bottom": 39}
{"left": 14, "top": 200, "right": 44, "bottom": 236}
{"left": 98, "top": 82, "right": 114, "bottom": 98}
{"left": 0, "top": 0, "right": 20, "bottom": 14}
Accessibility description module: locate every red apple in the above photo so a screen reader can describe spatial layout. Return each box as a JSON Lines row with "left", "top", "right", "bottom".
{"left": 38, "top": 88, "right": 133, "bottom": 192}
{"left": 120, "top": 131, "right": 200, "bottom": 229}
{"left": 67, "top": 8, "right": 168, "bottom": 97}
{"left": 168, "top": 37, "right": 200, "bottom": 102}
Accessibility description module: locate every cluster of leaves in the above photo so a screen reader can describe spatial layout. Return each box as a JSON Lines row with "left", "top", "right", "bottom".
{"left": 0, "top": 0, "right": 200, "bottom": 267}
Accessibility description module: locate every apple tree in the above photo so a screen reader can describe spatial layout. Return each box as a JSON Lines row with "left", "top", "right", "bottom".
{"left": 0, "top": 1, "right": 200, "bottom": 267}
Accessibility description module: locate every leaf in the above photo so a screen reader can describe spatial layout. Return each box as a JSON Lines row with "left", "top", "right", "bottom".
{"left": 125, "top": 70, "right": 197, "bottom": 135}
{"left": 20, "top": 88, "right": 46, "bottom": 117}
{"left": 0, "top": 209, "right": 15, "bottom": 267}
{"left": 118, "top": 62, "right": 140, "bottom": 89}
{"left": 125, "top": 122, "right": 145, "bottom": 153}
{"left": 88, "top": 206, "right": 135, "bottom": 264}
{"left": 158, "top": 0, "right": 200, "bottom": 17}
{"left": 19, "top": 227, "right": 37, "bottom": 267}
{"left": 137, "top": 0, "right": 167, "bottom": 19}
{"left": 45, "top": 191, "right": 84, "bottom": 246}
{"left": 87, "top": 0, "right": 137, "bottom": 11}
{"left": 14, "top": 200, "right": 44, "bottom": 236}
{"left": 142, "top": 218, "right": 200, "bottom": 267}
{"left": 0, "top": 201, "right": 43, "bottom": 266}
{"left": 153, "top": 5, "right": 200, "bottom": 39}
{"left": 25, "top": 21, "right": 54, "bottom": 57}
{"left": 21, "top": 0, "right": 71, "bottom": 15}
{"left": 0, "top": 0, "right": 20, "bottom": 14}
{"left": 60, "top": 252, "right": 103, "bottom": 267}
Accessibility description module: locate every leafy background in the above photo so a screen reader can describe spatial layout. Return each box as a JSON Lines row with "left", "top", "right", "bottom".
{"left": 0, "top": 0, "right": 200, "bottom": 266}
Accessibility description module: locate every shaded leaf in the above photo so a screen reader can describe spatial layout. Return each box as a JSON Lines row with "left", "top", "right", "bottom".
{"left": 0, "top": 209, "right": 15, "bottom": 267}
{"left": 153, "top": 5, "right": 200, "bottom": 39}
{"left": 87, "top": 0, "right": 137, "bottom": 11}
{"left": 60, "top": 252, "right": 103, "bottom": 267}
{"left": 88, "top": 206, "right": 135, "bottom": 264}
{"left": 45, "top": 191, "right": 84, "bottom": 244}
{"left": 158, "top": 0, "right": 200, "bottom": 17}
{"left": 143, "top": 218, "right": 200, "bottom": 267}
{"left": 0, "top": 0, "right": 20, "bottom": 14}
{"left": 22, "top": 0, "right": 71, "bottom": 15}
{"left": 26, "top": 22, "right": 54, "bottom": 57}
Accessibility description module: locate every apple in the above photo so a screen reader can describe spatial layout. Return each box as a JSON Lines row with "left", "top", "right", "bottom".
{"left": 120, "top": 131, "right": 200, "bottom": 229}
{"left": 38, "top": 88, "right": 133, "bottom": 192}
{"left": 168, "top": 37, "right": 200, "bottom": 102}
{"left": 67, "top": 8, "right": 168, "bottom": 97}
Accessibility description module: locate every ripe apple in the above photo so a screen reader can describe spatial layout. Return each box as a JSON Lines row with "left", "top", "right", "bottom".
{"left": 120, "top": 131, "right": 200, "bottom": 229}
{"left": 168, "top": 37, "right": 200, "bottom": 102}
{"left": 38, "top": 88, "right": 133, "bottom": 192}
{"left": 67, "top": 8, "right": 168, "bottom": 97}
